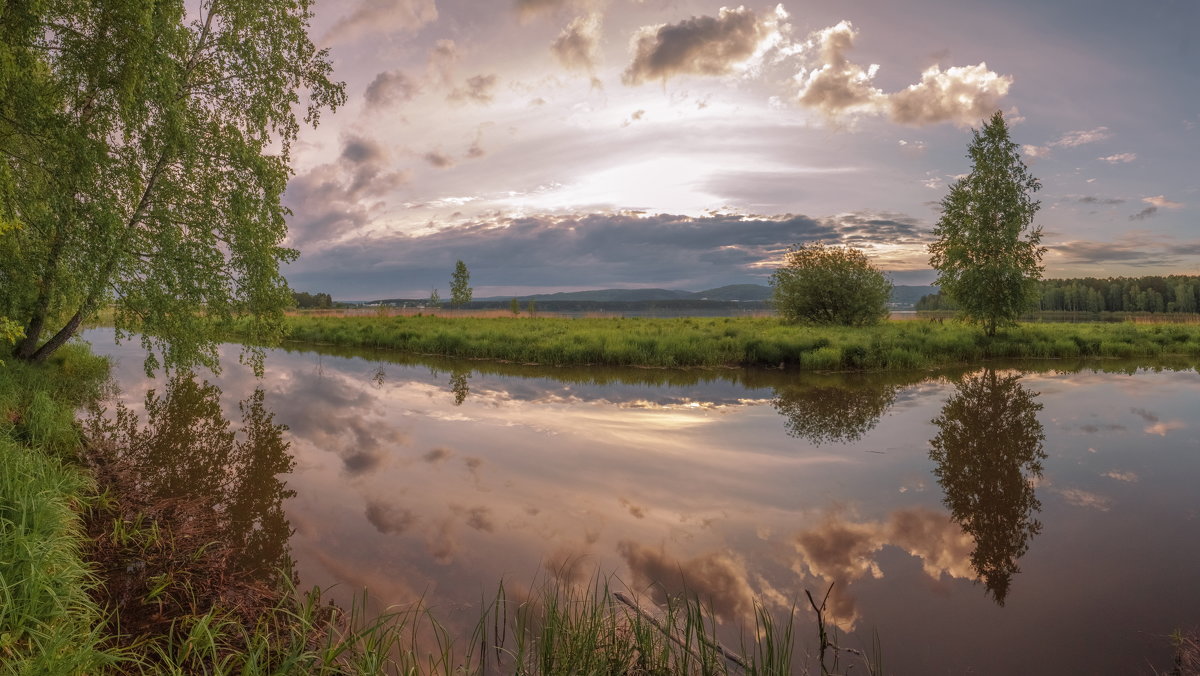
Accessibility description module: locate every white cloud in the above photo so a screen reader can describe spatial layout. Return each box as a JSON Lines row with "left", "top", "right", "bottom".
{"left": 1023, "top": 144, "right": 1050, "bottom": 158}
{"left": 789, "top": 22, "right": 1011, "bottom": 127}
{"left": 1050, "top": 127, "right": 1111, "bottom": 148}
{"left": 1098, "top": 153, "right": 1136, "bottom": 164}
{"left": 322, "top": 0, "right": 438, "bottom": 45}
{"left": 793, "top": 21, "right": 885, "bottom": 118}
{"left": 889, "top": 63, "right": 1012, "bottom": 127}
{"left": 1142, "top": 195, "right": 1183, "bottom": 209}
{"left": 552, "top": 13, "right": 603, "bottom": 73}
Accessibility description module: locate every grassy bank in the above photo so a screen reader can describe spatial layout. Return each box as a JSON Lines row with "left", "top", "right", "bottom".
{"left": 258, "top": 315, "right": 1200, "bottom": 370}
{"left": 0, "top": 345, "right": 115, "bottom": 674}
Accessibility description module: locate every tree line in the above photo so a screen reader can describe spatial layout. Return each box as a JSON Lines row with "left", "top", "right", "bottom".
{"left": 917, "top": 275, "right": 1200, "bottom": 314}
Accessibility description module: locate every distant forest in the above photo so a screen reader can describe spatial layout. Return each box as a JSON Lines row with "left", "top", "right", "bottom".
{"left": 291, "top": 291, "right": 333, "bottom": 309}
{"left": 916, "top": 275, "right": 1200, "bottom": 313}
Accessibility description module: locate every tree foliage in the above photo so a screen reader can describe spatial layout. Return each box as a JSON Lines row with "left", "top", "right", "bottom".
{"left": 769, "top": 243, "right": 892, "bottom": 326}
{"left": 450, "top": 260, "right": 472, "bottom": 308}
{"left": 929, "top": 368, "right": 1045, "bottom": 606}
{"left": 291, "top": 291, "right": 333, "bottom": 309}
{"left": 919, "top": 274, "right": 1200, "bottom": 314}
{"left": 929, "top": 111, "right": 1045, "bottom": 336}
{"left": 0, "top": 0, "right": 344, "bottom": 369}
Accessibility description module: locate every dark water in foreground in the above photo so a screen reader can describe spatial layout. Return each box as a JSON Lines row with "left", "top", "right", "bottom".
{"left": 81, "top": 328, "right": 1200, "bottom": 674}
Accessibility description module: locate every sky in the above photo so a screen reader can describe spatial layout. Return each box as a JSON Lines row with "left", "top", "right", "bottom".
{"left": 279, "top": 0, "right": 1200, "bottom": 299}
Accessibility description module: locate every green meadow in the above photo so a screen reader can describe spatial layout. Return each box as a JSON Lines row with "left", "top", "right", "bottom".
{"left": 265, "top": 314, "right": 1200, "bottom": 370}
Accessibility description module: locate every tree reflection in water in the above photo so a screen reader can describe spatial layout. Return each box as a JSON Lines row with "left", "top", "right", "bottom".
{"left": 771, "top": 374, "right": 901, "bottom": 445}
{"left": 929, "top": 368, "right": 1046, "bottom": 606}
{"left": 90, "top": 374, "right": 295, "bottom": 588}
{"left": 449, "top": 367, "right": 471, "bottom": 405}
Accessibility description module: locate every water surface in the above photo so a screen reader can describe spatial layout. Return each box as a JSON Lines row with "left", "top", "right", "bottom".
{"left": 82, "top": 328, "right": 1200, "bottom": 674}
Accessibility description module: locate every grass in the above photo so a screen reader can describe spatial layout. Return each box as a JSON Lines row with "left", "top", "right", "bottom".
{"left": 0, "top": 344, "right": 117, "bottom": 674}
{"left": 235, "top": 314, "right": 1200, "bottom": 371}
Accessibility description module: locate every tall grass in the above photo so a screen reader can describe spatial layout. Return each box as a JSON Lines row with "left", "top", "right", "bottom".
{"left": 237, "top": 315, "right": 1200, "bottom": 371}
{"left": 0, "top": 345, "right": 118, "bottom": 674}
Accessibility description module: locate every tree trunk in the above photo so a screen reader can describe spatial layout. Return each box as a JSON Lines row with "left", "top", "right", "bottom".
{"left": 26, "top": 307, "right": 88, "bottom": 363}
{"left": 14, "top": 232, "right": 67, "bottom": 360}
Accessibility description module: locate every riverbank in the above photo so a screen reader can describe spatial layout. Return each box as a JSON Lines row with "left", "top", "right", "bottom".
{"left": 255, "top": 315, "right": 1200, "bottom": 370}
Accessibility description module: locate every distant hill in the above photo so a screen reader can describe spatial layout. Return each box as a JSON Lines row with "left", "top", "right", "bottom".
{"left": 889, "top": 285, "right": 936, "bottom": 308}
{"left": 359, "top": 283, "right": 933, "bottom": 307}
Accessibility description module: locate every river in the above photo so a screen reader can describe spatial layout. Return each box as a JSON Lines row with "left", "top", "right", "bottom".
{"left": 80, "top": 327, "right": 1200, "bottom": 674}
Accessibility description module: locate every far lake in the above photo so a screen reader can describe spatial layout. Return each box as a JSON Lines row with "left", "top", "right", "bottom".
{"left": 81, "top": 327, "right": 1200, "bottom": 674}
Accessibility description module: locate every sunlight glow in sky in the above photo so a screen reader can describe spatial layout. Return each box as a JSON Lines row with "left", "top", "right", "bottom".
{"left": 281, "top": 0, "right": 1200, "bottom": 298}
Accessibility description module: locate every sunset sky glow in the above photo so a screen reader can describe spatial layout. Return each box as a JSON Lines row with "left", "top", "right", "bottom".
{"left": 281, "top": 0, "right": 1200, "bottom": 298}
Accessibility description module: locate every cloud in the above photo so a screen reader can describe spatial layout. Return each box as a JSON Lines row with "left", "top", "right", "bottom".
{"left": 1050, "top": 127, "right": 1111, "bottom": 148}
{"left": 618, "top": 497, "right": 647, "bottom": 518}
{"left": 449, "top": 74, "right": 499, "bottom": 104}
{"left": 792, "top": 21, "right": 885, "bottom": 118}
{"left": 1055, "top": 487, "right": 1112, "bottom": 512}
{"left": 283, "top": 135, "right": 410, "bottom": 247}
{"left": 1076, "top": 196, "right": 1125, "bottom": 205}
{"left": 423, "top": 150, "right": 456, "bottom": 168}
{"left": 1052, "top": 239, "right": 1182, "bottom": 265}
{"left": 1098, "top": 153, "right": 1136, "bottom": 164}
{"left": 1143, "top": 195, "right": 1183, "bottom": 209}
{"left": 552, "top": 13, "right": 602, "bottom": 73}
{"left": 888, "top": 63, "right": 1012, "bottom": 127}
{"left": 284, "top": 211, "right": 867, "bottom": 296}
{"left": 423, "top": 446, "right": 454, "bottom": 463}
{"left": 365, "top": 70, "right": 419, "bottom": 109}
{"left": 365, "top": 499, "right": 417, "bottom": 534}
{"left": 622, "top": 6, "right": 771, "bottom": 85}
{"left": 454, "top": 505, "right": 496, "bottom": 532}
{"left": 1023, "top": 144, "right": 1050, "bottom": 158}
{"left": 427, "top": 39, "right": 460, "bottom": 88}
{"left": 322, "top": 0, "right": 438, "bottom": 44}
{"left": 515, "top": 0, "right": 597, "bottom": 20}
{"left": 791, "top": 508, "right": 974, "bottom": 629}
{"left": 1103, "top": 470, "right": 1138, "bottom": 483}
{"left": 1129, "top": 206, "right": 1158, "bottom": 221}
{"left": 789, "top": 22, "right": 1010, "bottom": 126}
{"left": 617, "top": 541, "right": 756, "bottom": 621}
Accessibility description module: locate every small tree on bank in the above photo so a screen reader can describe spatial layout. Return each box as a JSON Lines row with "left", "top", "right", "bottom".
{"left": 428, "top": 288, "right": 441, "bottom": 308}
{"left": 770, "top": 243, "right": 892, "bottom": 326}
{"left": 450, "top": 260, "right": 472, "bottom": 308}
{"left": 929, "top": 111, "right": 1045, "bottom": 336}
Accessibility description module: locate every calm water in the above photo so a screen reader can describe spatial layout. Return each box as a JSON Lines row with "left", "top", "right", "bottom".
{"left": 81, "top": 328, "right": 1200, "bottom": 674}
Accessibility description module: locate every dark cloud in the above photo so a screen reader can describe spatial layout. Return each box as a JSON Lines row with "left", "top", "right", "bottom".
{"left": 285, "top": 211, "right": 843, "bottom": 296}
{"left": 449, "top": 74, "right": 499, "bottom": 104}
{"left": 272, "top": 370, "right": 405, "bottom": 476}
{"left": 322, "top": 0, "right": 438, "bottom": 44}
{"left": 617, "top": 541, "right": 755, "bottom": 621}
{"left": 1130, "top": 407, "right": 1159, "bottom": 423}
{"left": 365, "top": 70, "right": 419, "bottom": 109}
{"left": 365, "top": 499, "right": 417, "bottom": 534}
{"left": 423, "top": 150, "right": 456, "bottom": 168}
{"left": 1079, "top": 423, "right": 1126, "bottom": 434}
{"left": 551, "top": 14, "right": 601, "bottom": 73}
{"left": 283, "top": 136, "right": 410, "bottom": 248}
{"left": 1077, "top": 196, "right": 1125, "bottom": 205}
{"left": 622, "top": 7, "right": 767, "bottom": 85}
{"left": 618, "top": 497, "right": 646, "bottom": 519}
{"left": 1129, "top": 206, "right": 1158, "bottom": 221}
{"left": 466, "top": 507, "right": 494, "bottom": 532}
{"left": 423, "top": 446, "right": 454, "bottom": 463}
{"left": 1053, "top": 241, "right": 1180, "bottom": 266}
